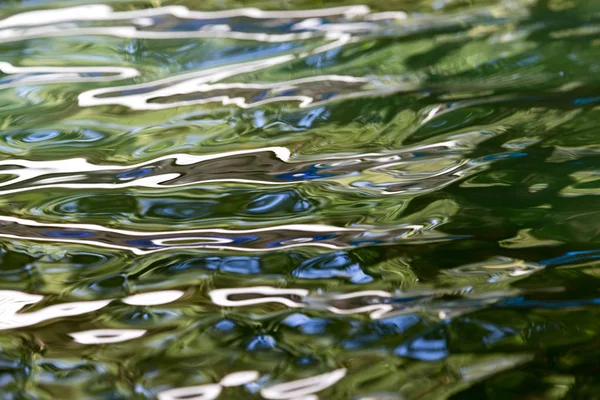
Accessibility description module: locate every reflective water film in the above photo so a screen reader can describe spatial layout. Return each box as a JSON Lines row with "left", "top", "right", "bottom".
{"left": 1, "top": 0, "right": 600, "bottom": 398}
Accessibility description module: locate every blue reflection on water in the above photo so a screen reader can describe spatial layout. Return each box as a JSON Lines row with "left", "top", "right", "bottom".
{"left": 540, "top": 249, "right": 600, "bottom": 266}
{"left": 43, "top": 230, "right": 94, "bottom": 238}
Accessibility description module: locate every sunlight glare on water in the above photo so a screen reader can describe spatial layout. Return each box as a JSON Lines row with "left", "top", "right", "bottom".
{"left": 0, "top": 0, "right": 600, "bottom": 398}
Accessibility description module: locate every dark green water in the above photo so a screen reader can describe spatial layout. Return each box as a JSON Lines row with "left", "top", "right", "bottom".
{"left": 0, "top": 0, "right": 599, "bottom": 398}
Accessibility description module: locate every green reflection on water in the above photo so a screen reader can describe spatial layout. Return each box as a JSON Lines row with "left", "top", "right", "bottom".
{"left": 0, "top": 0, "right": 599, "bottom": 398}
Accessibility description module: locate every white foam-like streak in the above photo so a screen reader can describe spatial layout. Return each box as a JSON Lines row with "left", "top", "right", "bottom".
{"left": 0, "top": 290, "right": 111, "bottom": 331}
{"left": 261, "top": 369, "right": 347, "bottom": 399}
{"left": 0, "top": 5, "right": 371, "bottom": 30}
{"left": 0, "top": 26, "right": 140, "bottom": 42}
{"left": 0, "top": 62, "right": 138, "bottom": 90}
{"left": 78, "top": 55, "right": 295, "bottom": 109}
{"left": 80, "top": 83, "right": 387, "bottom": 111}
{"left": 0, "top": 214, "right": 361, "bottom": 253}
{"left": 176, "top": 5, "right": 371, "bottom": 20}
{"left": 157, "top": 370, "right": 259, "bottom": 400}
{"left": 0, "top": 231, "right": 352, "bottom": 255}
{"left": 0, "top": 61, "right": 139, "bottom": 88}
{"left": 122, "top": 290, "right": 184, "bottom": 306}
{"left": 331, "top": 290, "right": 393, "bottom": 300}
{"left": 157, "top": 384, "right": 222, "bottom": 400}
{"left": 0, "top": 5, "right": 114, "bottom": 29}
{"left": 77, "top": 61, "right": 403, "bottom": 110}
{"left": 220, "top": 371, "right": 260, "bottom": 387}
{"left": 152, "top": 237, "right": 234, "bottom": 246}
{"left": 80, "top": 74, "right": 367, "bottom": 110}
{"left": 210, "top": 287, "right": 308, "bottom": 308}
{"left": 78, "top": 56, "right": 362, "bottom": 109}
{"left": 0, "top": 24, "right": 322, "bottom": 44}
{"left": 69, "top": 329, "right": 147, "bottom": 344}
{"left": 0, "top": 289, "right": 200, "bottom": 331}
{"left": 0, "top": 214, "right": 360, "bottom": 236}
{"left": 0, "top": 177, "right": 301, "bottom": 196}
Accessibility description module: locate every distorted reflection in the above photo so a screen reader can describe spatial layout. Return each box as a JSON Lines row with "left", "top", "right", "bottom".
{"left": 209, "top": 286, "right": 540, "bottom": 321}
{"left": 325, "top": 290, "right": 393, "bottom": 319}
{"left": 0, "top": 289, "right": 188, "bottom": 330}
{"left": 69, "top": 329, "right": 147, "bottom": 344}
{"left": 0, "top": 290, "right": 110, "bottom": 330}
{"left": 210, "top": 287, "right": 308, "bottom": 308}
{"left": 0, "top": 214, "right": 368, "bottom": 254}
{"left": 261, "top": 369, "right": 347, "bottom": 399}
{"left": 0, "top": 0, "right": 598, "bottom": 398}
{"left": 0, "top": 62, "right": 139, "bottom": 88}
{"left": 158, "top": 384, "right": 222, "bottom": 400}
{"left": 1, "top": 2, "right": 510, "bottom": 112}
{"left": 157, "top": 371, "right": 259, "bottom": 400}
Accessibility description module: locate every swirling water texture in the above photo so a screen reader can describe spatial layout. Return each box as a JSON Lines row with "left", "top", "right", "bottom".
{"left": 0, "top": 0, "right": 600, "bottom": 398}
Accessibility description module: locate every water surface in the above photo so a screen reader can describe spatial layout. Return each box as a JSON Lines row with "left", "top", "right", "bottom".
{"left": 0, "top": 0, "right": 599, "bottom": 398}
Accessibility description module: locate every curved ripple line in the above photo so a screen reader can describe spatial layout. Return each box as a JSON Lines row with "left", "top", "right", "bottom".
{"left": 0, "top": 215, "right": 386, "bottom": 254}
{"left": 0, "top": 289, "right": 186, "bottom": 331}
{"left": 0, "top": 290, "right": 110, "bottom": 331}
{"left": 157, "top": 370, "right": 260, "bottom": 400}
{"left": 0, "top": 146, "right": 290, "bottom": 192}
{"left": 0, "top": 25, "right": 321, "bottom": 44}
{"left": 0, "top": 232, "right": 354, "bottom": 255}
{"left": 261, "top": 369, "right": 347, "bottom": 400}
{"left": 0, "top": 215, "right": 361, "bottom": 235}
{"left": 0, "top": 4, "right": 371, "bottom": 30}
{"left": 210, "top": 287, "right": 308, "bottom": 308}
{"left": 78, "top": 62, "right": 373, "bottom": 110}
{"left": 0, "top": 143, "right": 476, "bottom": 197}
{"left": 208, "top": 285, "right": 557, "bottom": 321}
{"left": 0, "top": 62, "right": 139, "bottom": 88}
{"left": 0, "top": 146, "right": 289, "bottom": 169}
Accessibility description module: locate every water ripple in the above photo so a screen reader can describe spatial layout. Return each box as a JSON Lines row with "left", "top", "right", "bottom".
{"left": 1, "top": 0, "right": 600, "bottom": 398}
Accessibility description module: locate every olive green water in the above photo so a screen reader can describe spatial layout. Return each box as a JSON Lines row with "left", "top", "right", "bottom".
{"left": 0, "top": 0, "right": 599, "bottom": 398}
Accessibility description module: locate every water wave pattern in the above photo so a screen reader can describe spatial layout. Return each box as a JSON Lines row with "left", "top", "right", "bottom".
{"left": 1, "top": 0, "right": 600, "bottom": 398}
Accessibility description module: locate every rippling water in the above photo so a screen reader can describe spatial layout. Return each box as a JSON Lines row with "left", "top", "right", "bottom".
{"left": 1, "top": 0, "right": 600, "bottom": 398}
